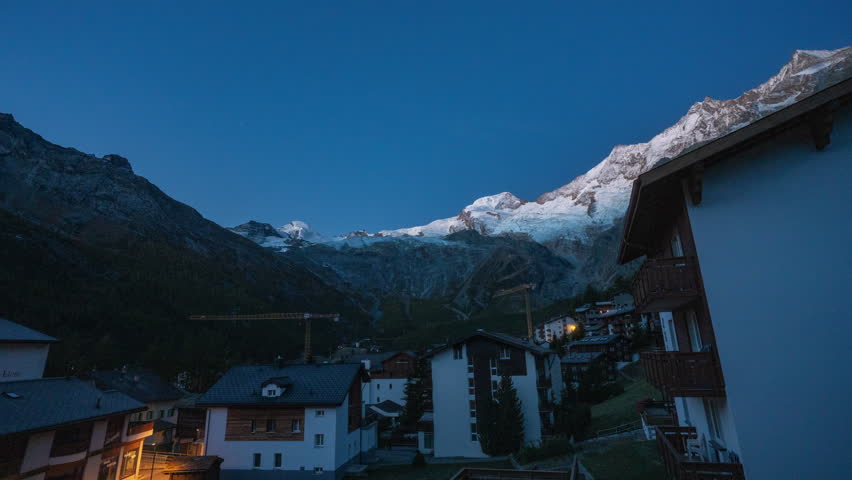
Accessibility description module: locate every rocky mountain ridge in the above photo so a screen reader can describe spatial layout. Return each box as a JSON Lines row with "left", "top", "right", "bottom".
{"left": 233, "top": 47, "right": 852, "bottom": 317}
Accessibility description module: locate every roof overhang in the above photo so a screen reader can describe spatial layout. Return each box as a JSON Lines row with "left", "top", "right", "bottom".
{"left": 618, "top": 77, "right": 852, "bottom": 264}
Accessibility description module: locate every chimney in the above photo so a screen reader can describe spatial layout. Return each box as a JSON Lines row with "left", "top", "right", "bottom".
{"left": 274, "top": 355, "right": 284, "bottom": 369}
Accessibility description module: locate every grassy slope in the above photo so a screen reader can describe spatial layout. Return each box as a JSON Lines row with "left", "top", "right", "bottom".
{"left": 589, "top": 365, "right": 661, "bottom": 433}
{"left": 582, "top": 440, "right": 665, "bottom": 480}
{"left": 366, "top": 461, "right": 512, "bottom": 480}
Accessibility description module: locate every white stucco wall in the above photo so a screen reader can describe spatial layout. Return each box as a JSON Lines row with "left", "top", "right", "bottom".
{"left": 205, "top": 406, "right": 339, "bottom": 475}
{"left": 363, "top": 378, "right": 407, "bottom": 406}
{"left": 431, "top": 346, "right": 485, "bottom": 458}
{"left": 515, "top": 352, "right": 542, "bottom": 446}
{"left": 20, "top": 431, "right": 53, "bottom": 472}
{"left": 685, "top": 106, "right": 852, "bottom": 479}
{"left": 0, "top": 343, "right": 50, "bottom": 382}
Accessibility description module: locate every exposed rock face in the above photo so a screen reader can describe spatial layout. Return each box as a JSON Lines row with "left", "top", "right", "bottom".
{"left": 233, "top": 48, "right": 852, "bottom": 317}
{"left": 0, "top": 114, "right": 351, "bottom": 307}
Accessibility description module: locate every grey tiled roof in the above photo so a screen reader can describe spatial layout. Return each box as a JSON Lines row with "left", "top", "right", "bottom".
{"left": 0, "top": 377, "right": 145, "bottom": 435}
{"left": 569, "top": 334, "right": 623, "bottom": 346}
{"left": 423, "top": 329, "right": 549, "bottom": 358}
{"left": 0, "top": 318, "right": 58, "bottom": 344}
{"left": 197, "top": 364, "right": 362, "bottom": 407}
{"left": 560, "top": 352, "right": 605, "bottom": 364}
{"left": 91, "top": 369, "right": 185, "bottom": 403}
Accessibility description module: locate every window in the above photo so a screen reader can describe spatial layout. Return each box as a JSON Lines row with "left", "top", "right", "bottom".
{"left": 467, "top": 357, "right": 474, "bottom": 374}
{"left": 315, "top": 410, "right": 325, "bottom": 417}
{"left": 470, "top": 423, "right": 478, "bottom": 441}
{"left": 376, "top": 384, "right": 380, "bottom": 390}
{"left": 145, "top": 410, "right": 153, "bottom": 420}
{"left": 491, "top": 379, "right": 499, "bottom": 398}
{"left": 267, "top": 389, "right": 276, "bottom": 396}
{"left": 120, "top": 449, "right": 138, "bottom": 478}
{"left": 167, "top": 408, "right": 175, "bottom": 417}
{"left": 274, "top": 453, "right": 282, "bottom": 468}
{"left": 499, "top": 347, "right": 511, "bottom": 360}
{"left": 389, "top": 384, "right": 392, "bottom": 390}
{"left": 671, "top": 227, "right": 684, "bottom": 257}
{"left": 489, "top": 358, "right": 498, "bottom": 376}
{"left": 314, "top": 434, "right": 325, "bottom": 447}
{"left": 291, "top": 419, "right": 302, "bottom": 433}
{"left": 703, "top": 399, "right": 724, "bottom": 440}
{"left": 250, "top": 420, "right": 256, "bottom": 433}
{"left": 686, "top": 310, "right": 703, "bottom": 352}
{"left": 252, "top": 453, "right": 261, "bottom": 468}
{"left": 453, "top": 345, "right": 463, "bottom": 360}
{"left": 424, "top": 432, "right": 434, "bottom": 450}
{"left": 266, "top": 419, "right": 276, "bottom": 433}
{"left": 468, "top": 378, "right": 475, "bottom": 395}
{"left": 159, "top": 410, "right": 165, "bottom": 419}
{"left": 376, "top": 396, "right": 381, "bottom": 402}
{"left": 313, "top": 467, "right": 324, "bottom": 475}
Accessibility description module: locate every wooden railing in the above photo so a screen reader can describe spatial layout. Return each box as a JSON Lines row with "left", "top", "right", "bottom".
{"left": 634, "top": 257, "right": 701, "bottom": 312}
{"left": 656, "top": 426, "right": 745, "bottom": 480}
{"left": 126, "top": 421, "right": 154, "bottom": 437}
{"left": 642, "top": 351, "right": 725, "bottom": 397}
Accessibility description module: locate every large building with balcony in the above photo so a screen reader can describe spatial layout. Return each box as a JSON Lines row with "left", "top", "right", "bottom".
{"left": 0, "top": 319, "right": 152, "bottom": 480}
{"left": 90, "top": 369, "right": 187, "bottom": 447}
{"left": 197, "top": 362, "right": 377, "bottom": 479}
{"left": 619, "top": 77, "right": 852, "bottom": 479}
{"left": 346, "top": 351, "right": 416, "bottom": 408}
{"left": 423, "top": 330, "right": 563, "bottom": 458}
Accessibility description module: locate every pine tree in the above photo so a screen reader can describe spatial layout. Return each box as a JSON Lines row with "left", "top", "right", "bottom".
{"left": 494, "top": 375, "right": 525, "bottom": 454}
{"left": 400, "top": 357, "right": 430, "bottom": 431}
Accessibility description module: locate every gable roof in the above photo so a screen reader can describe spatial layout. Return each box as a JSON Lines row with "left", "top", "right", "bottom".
{"left": 0, "top": 318, "right": 58, "bottom": 344}
{"left": 91, "top": 369, "right": 185, "bottom": 403}
{"left": 568, "top": 334, "right": 623, "bottom": 347}
{"left": 561, "top": 352, "right": 605, "bottom": 364}
{"left": 346, "top": 351, "right": 417, "bottom": 371}
{"left": 0, "top": 377, "right": 145, "bottom": 435}
{"left": 197, "top": 363, "right": 362, "bottom": 407}
{"left": 423, "top": 330, "right": 549, "bottom": 358}
{"left": 619, "top": 76, "right": 852, "bottom": 263}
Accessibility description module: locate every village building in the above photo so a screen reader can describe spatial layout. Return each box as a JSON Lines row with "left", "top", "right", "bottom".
{"left": 0, "top": 319, "right": 153, "bottom": 480}
{"left": 421, "top": 330, "right": 562, "bottom": 458}
{"left": 559, "top": 352, "right": 609, "bottom": 384}
{"left": 565, "top": 335, "right": 630, "bottom": 364}
{"left": 90, "top": 369, "right": 186, "bottom": 447}
{"left": 0, "top": 318, "right": 58, "bottom": 382}
{"left": 532, "top": 316, "right": 577, "bottom": 344}
{"left": 618, "top": 77, "right": 852, "bottom": 479}
{"left": 197, "top": 362, "right": 377, "bottom": 479}
{"left": 346, "top": 351, "right": 416, "bottom": 408}
{"left": 172, "top": 394, "right": 207, "bottom": 456}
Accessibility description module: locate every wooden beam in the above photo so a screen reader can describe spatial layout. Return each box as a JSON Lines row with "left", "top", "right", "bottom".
{"left": 808, "top": 105, "right": 835, "bottom": 151}
{"left": 687, "top": 162, "right": 704, "bottom": 205}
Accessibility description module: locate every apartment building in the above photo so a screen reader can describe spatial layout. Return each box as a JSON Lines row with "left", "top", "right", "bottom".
{"left": 347, "top": 351, "right": 416, "bottom": 407}
{"left": 533, "top": 316, "right": 577, "bottom": 344}
{"left": 90, "top": 369, "right": 186, "bottom": 446}
{"left": 0, "top": 319, "right": 152, "bottom": 480}
{"left": 618, "top": 77, "right": 852, "bottom": 479}
{"left": 424, "top": 330, "right": 562, "bottom": 458}
{"left": 197, "top": 363, "right": 377, "bottom": 479}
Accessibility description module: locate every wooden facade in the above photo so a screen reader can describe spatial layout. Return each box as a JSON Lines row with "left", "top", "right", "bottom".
{"left": 370, "top": 352, "right": 417, "bottom": 379}
{"left": 641, "top": 351, "right": 725, "bottom": 397}
{"left": 224, "top": 408, "right": 305, "bottom": 441}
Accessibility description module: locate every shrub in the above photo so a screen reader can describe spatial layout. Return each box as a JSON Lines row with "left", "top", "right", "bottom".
{"left": 412, "top": 451, "right": 426, "bottom": 467}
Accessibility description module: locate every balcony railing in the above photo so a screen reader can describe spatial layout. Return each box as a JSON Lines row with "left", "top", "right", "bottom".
{"left": 126, "top": 421, "right": 154, "bottom": 437}
{"left": 656, "top": 426, "right": 745, "bottom": 480}
{"left": 634, "top": 257, "right": 701, "bottom": 312}
{"left": 641, "top": 351, "right": 725, "bottom": 397}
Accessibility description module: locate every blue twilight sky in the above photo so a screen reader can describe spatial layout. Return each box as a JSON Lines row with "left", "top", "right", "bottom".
{"left": 2, "top": 2, "right": 851, "bottom": 235}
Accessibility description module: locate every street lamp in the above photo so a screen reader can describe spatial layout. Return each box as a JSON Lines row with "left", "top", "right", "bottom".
{"left": 150, "top": 442, "right": 157, "bottom": 480}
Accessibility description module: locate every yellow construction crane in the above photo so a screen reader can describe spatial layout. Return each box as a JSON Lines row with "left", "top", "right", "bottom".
{"left": 494, "top": 283, "right": 534, "bottom": 339}
{"left": 189, "top": 312, "right": 339, "bottom": 363}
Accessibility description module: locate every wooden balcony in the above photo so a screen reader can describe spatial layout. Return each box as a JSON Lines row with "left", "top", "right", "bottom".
{"left": 641, "top": 351, "right": 725, "bottom": 397}
{"left": 656, "top": 426, "right": 745, "bottom": 480}
{"left": 126, "top": 421, "right": 154, "bottom": 437}
{"left": 634, "top": 257, "right": 701, "bottom": 312}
